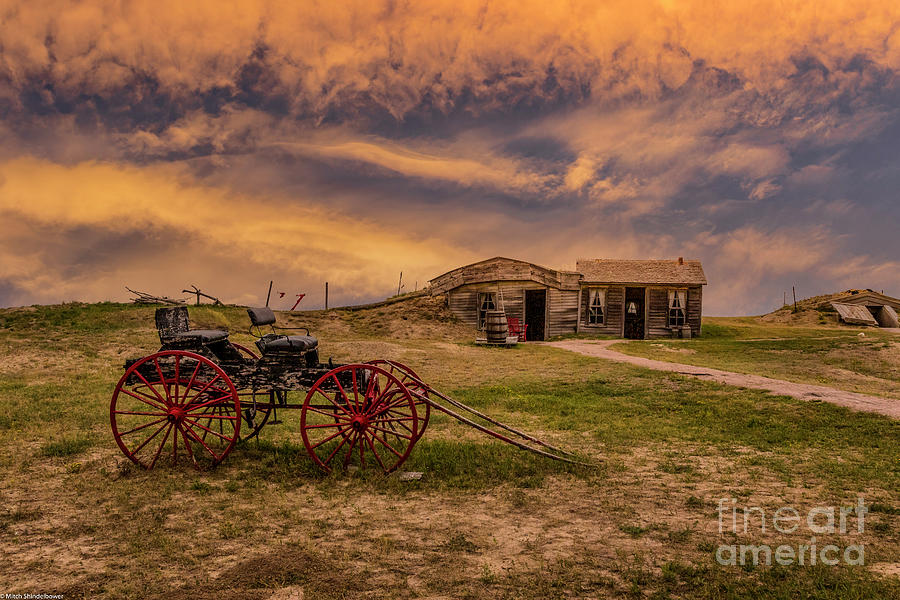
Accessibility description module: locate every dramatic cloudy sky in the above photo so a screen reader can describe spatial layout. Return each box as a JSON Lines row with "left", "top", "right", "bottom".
{"left": 1, "top": 1, "right": 898, "bottom": 314}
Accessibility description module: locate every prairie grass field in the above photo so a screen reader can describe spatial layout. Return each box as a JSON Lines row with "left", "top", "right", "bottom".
{"left": 611, "top": 318, "right": 900, "bottom": 400}
{"left": 0, "top": 300, "right": 898, "bottom": 599}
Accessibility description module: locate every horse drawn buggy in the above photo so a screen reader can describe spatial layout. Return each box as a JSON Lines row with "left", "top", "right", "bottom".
{"left": 110, "top": 306, "right": 583, "bottom": 474}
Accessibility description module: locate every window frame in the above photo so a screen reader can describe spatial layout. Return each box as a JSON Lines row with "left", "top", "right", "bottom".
{"left": 667, "top": 289, "right": 687, "bottom": 328}
{"left": 586, "top": 287, "right": 606, "bottom": 325}
{"left": 478, "top": 292, "right": 497, "bottom": 329}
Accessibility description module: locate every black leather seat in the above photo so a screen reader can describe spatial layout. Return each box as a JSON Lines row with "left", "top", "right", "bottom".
{"left": 155, "top": 307, "right": 229, "bottom": 347}
{"left": 170, "top": 329, "right": 229, "bottom": 343}
{"left": 256, "top": 334, "right": 319, "bottom": 354}
{"left": 247, "top": 307, "right": 318, "bottom": 355}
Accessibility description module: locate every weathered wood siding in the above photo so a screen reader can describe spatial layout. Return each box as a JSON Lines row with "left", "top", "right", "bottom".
{"left": 687, "top": 285, "right": 702, "bottom": 336}
{"left": 579, "top": 286, "right": 624, "bottom": 335}
{"left": 446, "top": 281, "right": 580, "bottom": 339}
{"left": 582, "top": 285, "right": 703, "bottom": 338}
{"left": 547, "top": 288, "right": 579, "bottom": 337}
{"left": 646, "top": 285, "right": 703, "bottom": 338}
{"left": 647, "top": 288, "right": 669, "bottom": 338}
{"left": 447, "top": 281, "right": 534, "bottom": 328}
{"left": 606, "top": 287, "right": 625, "bottom": 335}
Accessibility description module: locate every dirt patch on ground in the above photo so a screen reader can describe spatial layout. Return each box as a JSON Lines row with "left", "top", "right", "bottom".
{"left": 9, "top": 440, "right": 875, "bottom": 598}
{"left": 871, "top": 563, "right": 900, "bottom": 578}
{"left": 650, "top": 343, "right": 696, "bottom": 355}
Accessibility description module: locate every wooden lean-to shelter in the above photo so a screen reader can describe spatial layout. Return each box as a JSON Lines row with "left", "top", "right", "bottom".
{"left": 823, "top": 290, "right": 900, "bottom": 327}
{"left": 428, "top": 256, "right": 707, "bottom": 340}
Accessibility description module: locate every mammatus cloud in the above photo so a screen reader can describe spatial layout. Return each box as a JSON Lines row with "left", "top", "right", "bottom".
{"left": 4, "top": 1, "right": 900, "bottom": 124}
{"left": 1, "top": 1, "right": 899, "bottom": 313}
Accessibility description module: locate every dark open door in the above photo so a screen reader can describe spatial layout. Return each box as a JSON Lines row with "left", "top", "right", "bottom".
{"left": 524, "top": 289, "right": 547, "bottom": 341}
{"left": 624, "top": 287, "right": 645, "bottom": 339}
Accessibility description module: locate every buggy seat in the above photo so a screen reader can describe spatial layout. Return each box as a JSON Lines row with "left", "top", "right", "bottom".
{"left": 155, "top": 306, "right": 229, "bottom": 347}
{"left": 172, "top": 329, "right": 228, "bottom": 343}
{"left": 247, "top": 307, "right": 318, "bottom": 355}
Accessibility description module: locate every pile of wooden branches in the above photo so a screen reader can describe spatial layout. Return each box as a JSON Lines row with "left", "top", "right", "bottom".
{"left": 125, "top": 287, "right": 186, "bottom": 305}
{"left": 182, "top": 285, "right": 222, "bottom": 306}
{"left": 126, "top": 285, "right": 223, "bottom": 306}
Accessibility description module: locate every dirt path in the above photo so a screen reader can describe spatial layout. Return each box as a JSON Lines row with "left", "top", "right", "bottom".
{"left": 547, "top": 340, "right": 900, "bottom": 419}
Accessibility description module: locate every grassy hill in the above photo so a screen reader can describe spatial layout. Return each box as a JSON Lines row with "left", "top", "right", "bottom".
{"left": 758, "top": 289, "right": 894, "bottom": 327}
{"left": 1, "top": 301, "right": 898, "bottom": 598}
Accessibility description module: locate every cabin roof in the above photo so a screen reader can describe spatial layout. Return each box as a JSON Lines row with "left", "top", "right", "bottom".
{"left": 428, "top": 257, "right": 581, "bottom": 293}
{"left": 576, "top": 258, "right": 707, "bottom": 285}
{"left": 428, "top": 256, "right": 708, "bottom": 294}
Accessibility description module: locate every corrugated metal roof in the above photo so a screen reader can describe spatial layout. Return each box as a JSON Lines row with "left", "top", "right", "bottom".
{"left": 576, "top": 259, "right": 707, "bottom": 285}
{"left": 831, "top": 302, "right": 878, "bottom": 326}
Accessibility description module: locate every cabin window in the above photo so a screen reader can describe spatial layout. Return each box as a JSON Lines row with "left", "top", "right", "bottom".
{"left": 587, "top": 288, "right": 606, "bottom": 325}
{"left": 668, "top": 289, "right": 687, "bottom": 327}
{"left": 478, "top": 292, "right": 497, "bottom": 329}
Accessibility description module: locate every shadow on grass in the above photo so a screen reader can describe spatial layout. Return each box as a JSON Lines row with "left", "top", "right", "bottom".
{"left": 233, "top": 437, "right": 593, "bottom": 491}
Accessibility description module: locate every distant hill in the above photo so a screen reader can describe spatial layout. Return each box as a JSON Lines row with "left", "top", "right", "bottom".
{"left": 0, "top": 292, "right": 468, "bottom": 344}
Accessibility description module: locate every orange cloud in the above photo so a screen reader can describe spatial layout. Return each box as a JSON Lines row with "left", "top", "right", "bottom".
{"left": 0, "top": 157, "right": 474, "bottom": 305}
{"left": 267, "top": 137, "right": 554, "bottom": 196}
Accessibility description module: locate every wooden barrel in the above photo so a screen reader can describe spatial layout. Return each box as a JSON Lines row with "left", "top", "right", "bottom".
{"left": 485, "top": 310, "right": 509, "bottom": 343}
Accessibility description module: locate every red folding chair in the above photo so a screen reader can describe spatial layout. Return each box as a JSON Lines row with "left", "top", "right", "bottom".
{"left": 507, "top": 317, "right": 528, "bottom": 342}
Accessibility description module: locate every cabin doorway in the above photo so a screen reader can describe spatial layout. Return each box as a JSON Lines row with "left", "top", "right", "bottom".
{"left": 868, "top": 304, "right": 900, "bottom": 327}
{"left": 524, "top": 289, "right": 547, "bottom": 341}
{"left": 624, "top": 287, "right": 645, "bottom": 339}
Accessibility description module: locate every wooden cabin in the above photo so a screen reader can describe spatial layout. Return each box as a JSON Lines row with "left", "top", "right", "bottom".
{"left": 428, "top": 256, "right": 707, "bottom": 340}
{"left": 427, "top": 257, "right": 581, "bottom": 340}
{"left": 575, "top": 258, "right": 706, "bottom": 339}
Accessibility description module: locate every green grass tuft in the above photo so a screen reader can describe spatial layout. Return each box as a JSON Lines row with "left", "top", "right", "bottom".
{"left": 40, "top": 435, "right": 93, "bottom": 457}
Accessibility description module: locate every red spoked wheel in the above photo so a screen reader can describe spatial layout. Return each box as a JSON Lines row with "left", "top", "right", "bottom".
{"left": 365, "top": 359, "right": 430, "bottom": 441}
{"left": 110, "top": 351, "right": 241, "bottom": 469}
{"left": 301, "top": 364, "right": 418, "bottom": 474}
